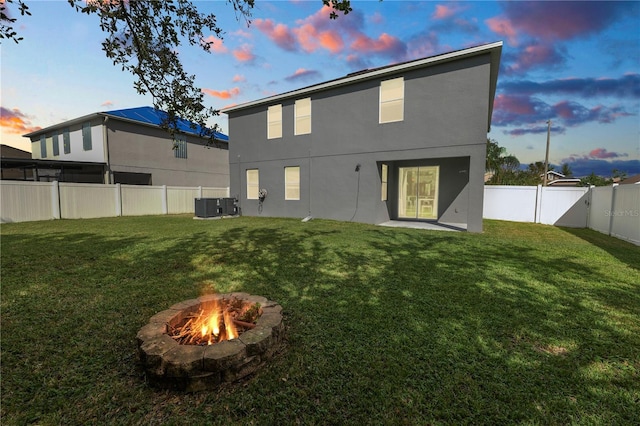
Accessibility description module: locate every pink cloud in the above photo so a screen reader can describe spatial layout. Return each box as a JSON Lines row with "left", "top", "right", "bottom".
{"left": 285, "top": 68, "right": 321, "bottom": 82}
{"left": 202, "top": 35, "right": 228, "bottom": 54}
{"left": 232, "top": 45, "right": 255, "bottom": 62}
{"left": 232, "top": 74, "right": 246, "bottom": 83}
{"left": 254, "top": 18, "right": 297, "bottom": 51}
{"left": 350, "top": 33, "right": 405, "bottom": 59}
{"left": 101, "top": 100, "right": 114, "bottom": 107}
{"left": 503, "top": 43, "right": 566, "bottom": 75}
{"left": 432, "top": 4, "right": 457, "bottom": 20}
{"left": 494, "top": 94, "right": 537, "bottom": 116}
{"left": 0, "top": 107, "right": 41, "bottom": 134}
{"left": 202, "top": 87, "right": 241, "bottom": 99}
{"left": 588, "top": 148, "right": 624, "bottom": 159}
{"left": 486, "top": 16, "right": 519, "bottom": 46}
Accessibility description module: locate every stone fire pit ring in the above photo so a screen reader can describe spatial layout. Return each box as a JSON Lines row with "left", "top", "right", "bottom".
{"left": 137, "top": 293, "right": 284, "bottom": 391}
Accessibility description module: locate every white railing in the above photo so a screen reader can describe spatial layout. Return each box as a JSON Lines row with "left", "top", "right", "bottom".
{"left": 0, "top": 180, "right": 229, "bottom": 223}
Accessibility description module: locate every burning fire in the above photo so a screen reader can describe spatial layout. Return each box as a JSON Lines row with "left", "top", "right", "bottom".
{"left": 169, "top": 296, "right": 260, "bottom": 345}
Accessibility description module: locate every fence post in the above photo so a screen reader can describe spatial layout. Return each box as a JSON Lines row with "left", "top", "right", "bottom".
{"left": 162, "top": 185, "right": 168, "bottom": 215}
{"left": 115, "top": 183, "right": 122, "bottom": 217}
{"left": 51, "top": 181, "right": 61, "bottom": 219}
{"left": 608, "top": 183, "right": 618, "bottom": 236}
{"left": 535, "top": 184, "right": 542, "bottom": 224}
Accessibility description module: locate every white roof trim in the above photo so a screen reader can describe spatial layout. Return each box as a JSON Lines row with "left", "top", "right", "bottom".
{"left": 222, "top": 41, "right": 503, "bottom": 115}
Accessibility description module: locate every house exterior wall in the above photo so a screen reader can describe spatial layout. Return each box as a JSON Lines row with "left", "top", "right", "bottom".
{"left": 227, "top": 54, "right": 491, "bottom": 232}
{"left": 30, "top": 117, "right": 106, "bottom": 163}
{"left": 105, "top": 120, "right": 229, "bottom": 187}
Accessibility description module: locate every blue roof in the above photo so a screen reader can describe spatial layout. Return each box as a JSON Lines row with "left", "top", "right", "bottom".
{"left": 104, "top": 106, "right": 228, "bottom": 142}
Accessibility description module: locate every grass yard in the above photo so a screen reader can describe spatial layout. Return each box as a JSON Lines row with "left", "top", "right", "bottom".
{"left": 1, "top": 216, "right": 639, "bottom": 425}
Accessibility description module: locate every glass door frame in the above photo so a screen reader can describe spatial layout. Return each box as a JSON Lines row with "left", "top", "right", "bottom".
{"left": 397, "top": 165, "right": 439, "bottom": 220}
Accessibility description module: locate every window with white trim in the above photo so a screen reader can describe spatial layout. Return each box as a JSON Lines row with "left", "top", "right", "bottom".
{"left": 381, "top": 163, "right": 388, "bottom": 201}
{"left": 285, "top": 166, "right": 300, "bottom": 200}
{"left": 379, "top": 77, "right": 404, "bottom": 123}
{"left": 267, "top": 104, "right": 282, "bottom": 139}
{"left": 294, "top": 98, "right": 311, "bottom": 135}
{"left": 246, "top": 169, "right": 259, "bottom": 200}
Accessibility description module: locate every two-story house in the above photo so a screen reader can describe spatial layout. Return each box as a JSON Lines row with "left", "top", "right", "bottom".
{"left": 23, "top": 106, "right": 229, "bottom": 186}
{"left": 222, "top": 42, "right": 502, "bottom": 232}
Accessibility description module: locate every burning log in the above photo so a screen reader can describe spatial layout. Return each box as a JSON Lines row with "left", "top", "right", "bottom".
{"left": 167, "top": 296, "right": 261, "bottom": 346}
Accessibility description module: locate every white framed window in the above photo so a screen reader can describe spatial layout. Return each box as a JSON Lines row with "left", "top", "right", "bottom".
{"left": 267, "top": 104, "right": 282, "bottom": 139}
{"left": 246, "top": 169, "right": 259, "bottom": 200}
{"left": 173, "top": 136, "right": 187, "bottom": 159}
{"left": 294, "top": 98, "right": 311, "bottom": 135}
{"left": 285, "top": 166, "right": 300, "bottom": 200}
{"left": 379, "top": 77, "right": 404, "bottom": 123}
{"left": 381, "top": 163, "right": 388, "bottom": 201}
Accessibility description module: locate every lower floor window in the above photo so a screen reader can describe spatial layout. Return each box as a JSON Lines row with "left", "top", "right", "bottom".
{"left": 285, "top": 166, "right": 300, "bottom": 200}
{"left": 246, "top": 169, "right": 259, "bottom": 199}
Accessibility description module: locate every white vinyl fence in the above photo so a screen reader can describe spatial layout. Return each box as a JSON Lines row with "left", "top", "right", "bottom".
{"left": 0, "top": 180, "right": 229, "bottom": 223}
{"left": 483, "top": 184, "right": 640, "bottom": 245}
{"left": 2, "top": 180, "right": 638, "bottom": 245}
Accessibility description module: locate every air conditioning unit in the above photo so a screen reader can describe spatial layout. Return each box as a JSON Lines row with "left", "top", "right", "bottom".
{"left": 220, "top": 197, "right": 238, "bottom": 215}
{"left": 194, "top": 198, "right": 222, "bottom": 218}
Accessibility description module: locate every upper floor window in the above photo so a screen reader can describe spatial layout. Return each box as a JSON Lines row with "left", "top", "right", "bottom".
{"left": 40, "top": 135, "right": 46, "bottom": 158}
{"left": 63, "top": 128, "right": 71, "bottom": 154}
{"left": 246, "top": 169, "right": 259, "bottom": 199}
{"left": 379, "top": 77, "right": 404, "bottom": 124}
{"left": 267, "top": 104, "right": 282, "bottom": 139}
{"left": 52, "top": 133, "right": 60, "bottom": 156}
{"left": 294, "top": 98, "right": 311, "bottom": 135}
{"left": 82, "top": 122, "right": 92, "bottom": 151}
{"left": 173, "top": 136, "right": 187, "bottom": 159}
{"left": 285, "top": 166, "right": 300, "bottom": 200}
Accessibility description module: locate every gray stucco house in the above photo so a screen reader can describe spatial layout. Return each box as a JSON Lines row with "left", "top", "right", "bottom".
{"left": 23, "top": 106, "right": 229, "bottom": 186}
{"left": 222, "top": 42, "right": 502, "bottom": 232}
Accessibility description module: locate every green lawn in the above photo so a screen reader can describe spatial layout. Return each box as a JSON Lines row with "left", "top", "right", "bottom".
{"left": 1, "top": 216, "right": 638, "bottom": 425}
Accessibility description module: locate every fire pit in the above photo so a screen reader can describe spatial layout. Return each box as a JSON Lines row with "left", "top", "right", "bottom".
{"left": 137, "top": 293, "right": 284, "bottom": 391}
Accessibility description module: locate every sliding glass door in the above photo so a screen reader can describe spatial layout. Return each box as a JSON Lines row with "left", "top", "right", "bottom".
{"left": 398, "top": 166, "right": 439, "bottom": 220}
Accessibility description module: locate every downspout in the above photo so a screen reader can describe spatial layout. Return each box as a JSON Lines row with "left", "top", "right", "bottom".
{"left": 103, "top": 116, "right": 112, "bottom": 184}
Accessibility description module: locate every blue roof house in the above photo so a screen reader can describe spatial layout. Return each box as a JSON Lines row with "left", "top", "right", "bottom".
{"left": 23, "top": 106, "right": 229, "bottom": 186}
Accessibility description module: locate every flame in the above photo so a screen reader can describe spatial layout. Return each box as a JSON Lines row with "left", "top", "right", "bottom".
{"left": 173, "top": 297, "right": 241, "bottom": 345}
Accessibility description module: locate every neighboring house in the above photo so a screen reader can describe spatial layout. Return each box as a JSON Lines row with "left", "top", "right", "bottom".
{"left": 22, "top": 106, "right": 229, "bottom": 186}
{"left": 543, "top": 171, "right": 581, "bottom": 187}
{"left": 1, "top": 145, "right": 34, "bottom": 180}
{"left": 222, "top": 42, "right": 502, "bottom": 232}
{"left": 619, "top": 174, "right": 640, "bottom": 185}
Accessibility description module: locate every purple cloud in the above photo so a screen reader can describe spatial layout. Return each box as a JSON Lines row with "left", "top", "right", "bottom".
{"left": 284, "top": 68, "right": 321, "bottom": 82}
{"left": 501, "top": 74, "right": 640, "bottom": 99}
{"left": 499, "top": 1, "right": 637, "bottom": 42}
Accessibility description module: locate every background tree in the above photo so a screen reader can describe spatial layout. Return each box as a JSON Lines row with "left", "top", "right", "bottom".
{"left": 580, "top": 172, "right": 612, "bottom": 187}
{"left": 560, "top": 163, "right": 573, "bottom": 177}
{"left": 1, "top": 0, "right": 352, "bottom": 141}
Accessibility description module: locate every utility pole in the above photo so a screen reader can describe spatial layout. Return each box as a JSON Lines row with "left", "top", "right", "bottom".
{"left": 543, "top": 120, "right": 551, "bottom": 186}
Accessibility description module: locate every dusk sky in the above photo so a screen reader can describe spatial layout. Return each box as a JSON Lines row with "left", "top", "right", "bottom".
{"left": 1, "top": 0, "right": 639, "bottom": 177}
